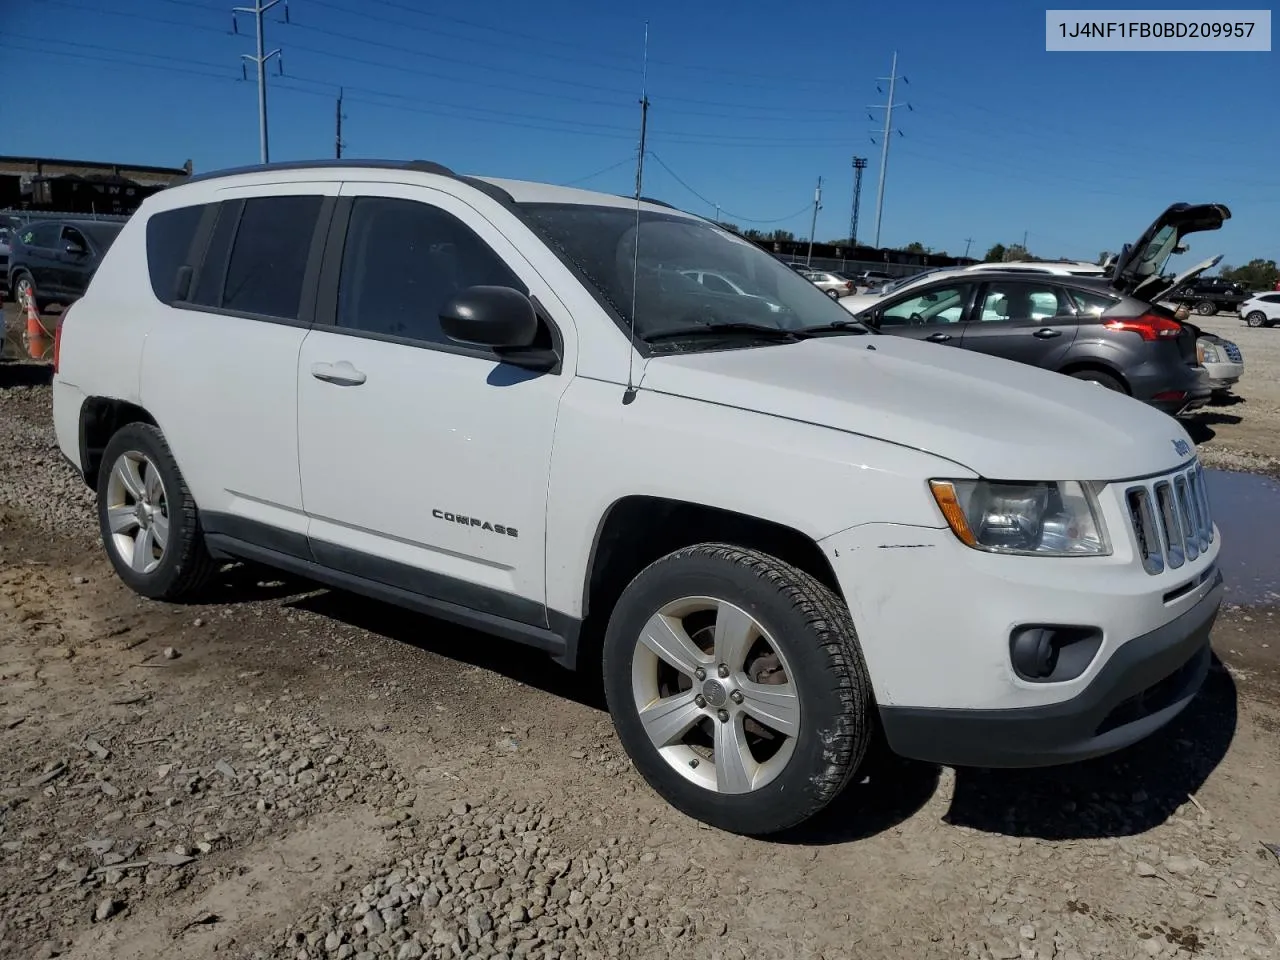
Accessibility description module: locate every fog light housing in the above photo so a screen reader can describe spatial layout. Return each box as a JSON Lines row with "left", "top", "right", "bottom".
{"left": 1009, "top": 625, "right": 1103, "bottom": 683}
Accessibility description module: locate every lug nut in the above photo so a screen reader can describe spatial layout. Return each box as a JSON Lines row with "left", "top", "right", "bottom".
{"left": 730, "top": 690, "right": 744, "bottom": 704}
{"left": 694, "top": 667, "right": 707, "bottom": 681}
{"left": 694, "top": 695, "right": 706, "bottom": 709}
{"left": 717, "top": 664, "right": 729, "bottom": 678}
{"left": 717, "top": 709, "right": 729, "bottom": 723}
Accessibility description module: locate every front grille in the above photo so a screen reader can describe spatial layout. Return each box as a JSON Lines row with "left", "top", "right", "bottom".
{"left": 1124, "top": 462, "right": 1213, "bottom": 576}
{"left": 1222, "top": 342, "right": 1243, "bottom": 363}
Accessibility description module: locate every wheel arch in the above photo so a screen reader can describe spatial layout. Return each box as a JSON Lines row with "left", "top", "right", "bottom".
{"left": 1057, "top": 359, "right": 1131, "bottom": 394}
{"left": 570, "top": 495, "right": 842, "bottom": 672}
{"left": 78, "top": 397, "right": 158, "bottom": 490}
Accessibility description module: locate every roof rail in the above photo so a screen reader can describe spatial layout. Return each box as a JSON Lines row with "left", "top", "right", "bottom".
{"left": 183, "top": 158, "right": 457, "bottom": 185}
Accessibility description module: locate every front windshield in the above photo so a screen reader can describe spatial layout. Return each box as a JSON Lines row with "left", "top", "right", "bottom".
{"left": 519, "top": 203, "right": 865, "bottom": 346}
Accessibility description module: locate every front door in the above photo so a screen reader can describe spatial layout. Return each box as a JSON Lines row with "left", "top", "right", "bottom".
{"left": 296, "top": 182, "right": 574, "bottom": 627}
{"left": 959, "top": 279, "right": 1080, "bottom": 368}
{"left": 874, "top": 280, "right": 976, "bottom": 346}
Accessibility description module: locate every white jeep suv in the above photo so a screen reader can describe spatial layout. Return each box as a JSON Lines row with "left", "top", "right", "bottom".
{"left": 52, "top": 160, "right": 1223, "bottom": 836}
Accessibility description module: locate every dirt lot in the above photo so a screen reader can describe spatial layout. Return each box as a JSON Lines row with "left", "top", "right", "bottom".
{"left": 2, "top": 310, "right": 1280, "bottom": 960}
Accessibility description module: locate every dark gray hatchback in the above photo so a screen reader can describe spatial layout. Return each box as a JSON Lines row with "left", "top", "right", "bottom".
{"left": 849, "top": 202, "right": 1231, "bottom": 417}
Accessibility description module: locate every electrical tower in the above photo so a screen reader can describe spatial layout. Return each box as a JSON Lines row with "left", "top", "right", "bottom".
{"left": 963, "top": 237, "right": 974, "bottom": 258}
{"left": 849, "top": 157, "right": 867, "bottom": 248}
{"left": 866, "top": 51, "right": 910, "bottom": 249}
{"left": 807, "top": 176, "right": 823, "bottom": 266}
{"left": 233, "top": 0, "right": 289, "bottom": 164}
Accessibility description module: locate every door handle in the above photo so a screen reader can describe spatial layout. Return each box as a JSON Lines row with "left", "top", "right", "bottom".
{"left": 310, "top": 360, "right": 367, "bottom": 386}
{"left": 1033, "top": 328, "right": 1062, "bottom": 339}
{"left": 925, "top": 332, "right": 953, "bottom": 343}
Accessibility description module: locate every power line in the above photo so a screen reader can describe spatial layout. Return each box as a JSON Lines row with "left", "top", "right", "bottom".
{"left": 560, "top": 158, "right": 635, "bottom": 187}
{"left": 646, "top": 153, "right": 812, "bottom": 224}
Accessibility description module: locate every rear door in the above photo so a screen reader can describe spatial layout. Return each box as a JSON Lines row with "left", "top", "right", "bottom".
{"left": 139, "top": 183, "right": 338, "bottom": 549}
{"left": 870, "top": 279, "right": 976, "bottom": 345}
{"left": 22, "top": 222, "right": 63, "bottom": 297}
{"left": 959, "top": 279, "right": 1080, "bottom": 368}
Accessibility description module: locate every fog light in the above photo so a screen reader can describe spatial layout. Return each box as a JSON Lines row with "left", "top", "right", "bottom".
{"left": 1009, "top": 625, "right": 1103, "bottom": 683}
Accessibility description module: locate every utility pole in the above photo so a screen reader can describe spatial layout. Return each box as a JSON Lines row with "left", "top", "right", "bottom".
{"left": 963, "top": 237, "right": 974, "bottom": 258}
{"left": 806, "top": 176, "right": 823, "bottom": 267}
{"left": 233, "top": 0, "right": 289, "bottom": 164}
{"left": 1022, "top": 229, "right": 1029, "bottom": 251}
{"left": 714, "top": 203, "right": 720, "bottom": 224}
{"left": 867, "top": 51, "right": 909, "bottom": 249}
{"left": 335, "top": 87, "right": 345, "bottom": 159}
{"left": 849, "top": 157, "right": 867, "bottom": 248}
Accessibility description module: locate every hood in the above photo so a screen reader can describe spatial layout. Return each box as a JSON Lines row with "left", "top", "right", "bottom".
{"left": 1111, "top": 202, "right": 1230, "bottom": 296}
{"left": 639, "top": 336, "right": 1195, "bottom": 481}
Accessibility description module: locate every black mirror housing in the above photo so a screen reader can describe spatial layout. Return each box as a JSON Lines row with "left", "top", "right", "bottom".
{"left": 440, "top": 285, "right": 539, "bottom": 349}
{"left": 65, "top": 241, "right": 86, "bottom": 256}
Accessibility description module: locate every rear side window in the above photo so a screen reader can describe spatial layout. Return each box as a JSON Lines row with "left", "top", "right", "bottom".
{"left": 1262, "top": 294, "right": 1280, "bottom": 304}
{"left": 221, "top": 196, "right": 323, "bottom": 320}
{"left": 146, "top": 205, "right": 205, "bottom": 304}
{"left": 1068, "top": 288, "right": 1119, "bottom": 317}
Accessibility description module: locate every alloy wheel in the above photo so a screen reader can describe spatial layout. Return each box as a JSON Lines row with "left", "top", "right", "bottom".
{"left": 104, "top": 451, "right": 170, "bottom": 575}
{"left": 631, "top": 596, "right": 800, "bottom": 795}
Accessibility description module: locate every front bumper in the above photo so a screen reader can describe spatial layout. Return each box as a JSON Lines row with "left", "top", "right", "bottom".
{"left": 1203, "top": 359, "right": 1243, "bottom": 390}
{"left": 878, "top": 572, "right": 1221, "bottom": 767}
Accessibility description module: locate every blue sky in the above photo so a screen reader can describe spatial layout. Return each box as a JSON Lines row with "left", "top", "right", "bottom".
{"left": 3, "top": 0, "right": 1277, "bottom": 266}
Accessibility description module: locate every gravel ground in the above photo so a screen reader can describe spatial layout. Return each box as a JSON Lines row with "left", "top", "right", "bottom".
{"left": 2, "top": 347, "right": 1280, "bottom": 960}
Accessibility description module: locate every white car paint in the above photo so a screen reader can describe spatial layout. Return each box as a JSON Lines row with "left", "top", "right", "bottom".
{"left": 52, "top": 163, "right": 1220, "bottom": 771}
{"left": 1240, "top": 293, "right": 1280, "bottom": 328}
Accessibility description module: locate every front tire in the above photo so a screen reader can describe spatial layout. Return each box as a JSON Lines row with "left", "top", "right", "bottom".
{"left": 1195, "top": 300, "right": 1217, "bottom": 316}
{"left": 1246, "top": 311, "right": 1268, "bottom": 328}
{"left": 96, "top": 423, "right": 216, "bottom": 602}
{"left": 602, "top": 543, "right": 872, "bottom": 835}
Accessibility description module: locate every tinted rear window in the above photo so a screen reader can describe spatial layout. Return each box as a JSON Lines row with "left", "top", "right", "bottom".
{"left": 146, "top": 205, "right": 205, "bottom": 303}
{"left": 221, "top": 196, "right": 322, "bottom": 320}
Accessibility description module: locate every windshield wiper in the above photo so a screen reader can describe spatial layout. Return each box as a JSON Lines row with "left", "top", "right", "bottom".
{"left": 643, "top": 321, "right": 801, "bottom": 343}
{"left": 794, "top": 319, "right": 870, "bottom": 337}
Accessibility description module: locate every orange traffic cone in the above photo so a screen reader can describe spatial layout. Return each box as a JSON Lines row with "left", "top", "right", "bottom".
{"left": 24, "top": 285, "right": 45, "bottom": 339}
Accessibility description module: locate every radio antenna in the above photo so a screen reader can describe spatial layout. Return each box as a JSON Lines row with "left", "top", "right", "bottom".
{"left": 623, "top": 20, "right": 650, "bottom": 405}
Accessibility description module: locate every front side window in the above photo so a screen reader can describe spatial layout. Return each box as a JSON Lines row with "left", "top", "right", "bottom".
{"left": 880, "top": 283, "right": 974, "bottom": 326}
{"left": 336, "top": 196, "right": 525, "bottom": 345}
{"left": 519, "top": 203, "right": 863, "bottom": 348}
{"left": 222, "top": 195, "right": 323, "bottom": 320}
{"left": 977, "top": 282, "right": 1072, "bottom": 323}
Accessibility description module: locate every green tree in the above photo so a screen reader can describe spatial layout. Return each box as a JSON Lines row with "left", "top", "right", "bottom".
{"left": 1097, "top": 250, "right": 1114, "bottom": 266}
{"left": 983, "top": 243, "right": 1007, "bottom": 263}
{"left": 1222, "top": 258, "right": 1279, "bottom": 291}
{"left": 904, "top": 241, "right": 928, "bottom": 254}
{"left": 741, "top": 228, "right": 764, "bottom": 240}
{"left": 768, "top": 229, "right": 795, "bottom": 242}
{"left": 1003, "top": 244, "right": 1031, "bottom": 262}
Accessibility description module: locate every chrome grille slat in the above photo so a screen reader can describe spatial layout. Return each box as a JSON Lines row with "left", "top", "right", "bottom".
{"left": 1124, "top": 460, "right": 1214, "bottom": 575}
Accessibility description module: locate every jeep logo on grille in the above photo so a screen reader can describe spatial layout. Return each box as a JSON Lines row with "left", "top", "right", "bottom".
{"left": 1172, "top": 439, "right": 1191, "bottom": 458}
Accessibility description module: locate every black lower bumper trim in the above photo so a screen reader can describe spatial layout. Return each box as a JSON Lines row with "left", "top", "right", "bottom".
{"left": 879, "top": 572, "right": 1223, "bottom": 768}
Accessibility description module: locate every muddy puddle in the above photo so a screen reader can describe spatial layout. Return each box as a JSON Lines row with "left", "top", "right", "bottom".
{"left": 1206, "top": 469, "right": 1280, "bottom": 606}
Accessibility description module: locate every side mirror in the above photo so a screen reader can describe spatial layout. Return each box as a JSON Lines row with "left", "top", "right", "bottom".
{"left": 64, "top": 240, "right": 87, "bottom": 256}
{"left": 862, "top": 311, "right": 881, "bottom": 329}
{"left": 440, "top": 285, "right": 559, "bottom": 372}
{"left": 441, "top": 285, "right": 538, "bottom": 348}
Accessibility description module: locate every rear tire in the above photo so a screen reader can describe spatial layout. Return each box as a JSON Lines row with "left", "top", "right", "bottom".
{"left": 602, "top": 543, "right": 872, "bottom": 836}
{"left": 1069, "top": 370, "right": 1125, "bottom": 392}
{"left": 1195, "top": 300, "right": 1217, "bottom": 316}
{"left": 96, "top": 423, "right": 217, "bottom": 602}
{"left": 1246, "top": 311, "right": 1268, "bottom": 328}
{"left": 826, "top": 289, "right": 840, "bottom": 300}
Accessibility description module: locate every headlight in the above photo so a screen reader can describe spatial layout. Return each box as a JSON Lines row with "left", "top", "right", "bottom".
{"left": 1198, "top": 342, "right": 1220, "bottom": 364}
{"left": 929, "top": 479, "right": 1110, "bottom": 556}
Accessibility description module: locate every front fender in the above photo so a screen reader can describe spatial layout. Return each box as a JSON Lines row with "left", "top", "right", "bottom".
{"left": 543, "top": 377, "right": 964, "bottom": 618}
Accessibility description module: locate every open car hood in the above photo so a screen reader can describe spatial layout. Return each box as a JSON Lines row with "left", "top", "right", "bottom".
{"left": 1110, "top": 202, "right": 1230, "bottom": 296}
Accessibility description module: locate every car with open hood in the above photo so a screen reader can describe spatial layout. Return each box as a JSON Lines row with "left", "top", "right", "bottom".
{"left": 51, "top": 162, "right": 1223, "bottom": 836}
{"left": 840, "top": 203, "right": 1231, "bottom": 415}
